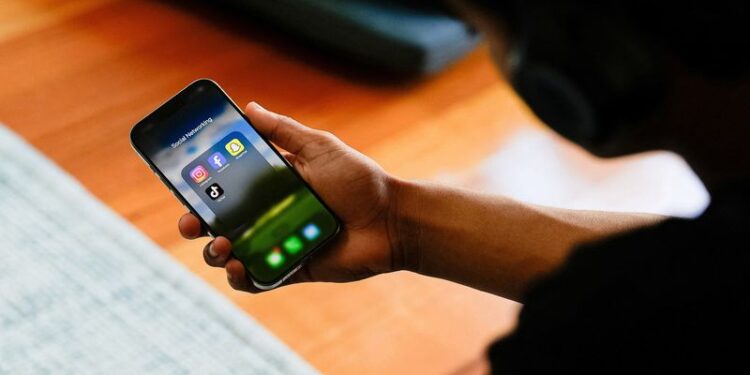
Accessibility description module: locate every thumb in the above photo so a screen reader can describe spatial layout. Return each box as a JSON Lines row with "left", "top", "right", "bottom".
{"left": 245, "top": 102, "right": 318, "bottom": 154}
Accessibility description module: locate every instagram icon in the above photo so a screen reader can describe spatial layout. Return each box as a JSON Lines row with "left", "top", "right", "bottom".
{"left": 189, "top": 165, "right": 209, "bottom": 184}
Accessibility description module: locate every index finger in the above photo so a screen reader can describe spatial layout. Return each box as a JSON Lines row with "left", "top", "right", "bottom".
{"left": 245, "top": 102, "right": 318, "bottom": 155}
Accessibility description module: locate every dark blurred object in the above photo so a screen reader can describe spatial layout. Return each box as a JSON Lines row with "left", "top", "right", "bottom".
{"left": 225, "top": 0, "right": 481, "bottom": 75}
{"left": 474, "top": 0, "right": 750, "bottom": 154}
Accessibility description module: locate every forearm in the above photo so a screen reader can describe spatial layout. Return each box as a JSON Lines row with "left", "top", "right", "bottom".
{"left": 389, "top": 178, "right": 663, "bottom": 301}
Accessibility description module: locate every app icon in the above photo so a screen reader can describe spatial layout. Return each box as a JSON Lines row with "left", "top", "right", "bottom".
{"left": 205, "top": 183, "right": 224, "bottom": 200}
{"left": 208, "top": 152, "right": 227, "bottom": 170}
{"left": 189, "top": 165, "right": 209, "bottom": 184}
{"left": 302, "top": 223, "right": 321, "bottom": 241}
{"left": 266, "top": 248, "right": 285, "bottom": 268}
{"left": 283, "top": 236, "right": 303, "bottom": 255}
{"left": 225, "top": 138, "right": 245, "bottom": 156}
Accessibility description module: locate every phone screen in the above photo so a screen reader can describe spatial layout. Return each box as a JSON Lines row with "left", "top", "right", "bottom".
{"left": 131, "top": 80, "right": 339, "bottom": 286}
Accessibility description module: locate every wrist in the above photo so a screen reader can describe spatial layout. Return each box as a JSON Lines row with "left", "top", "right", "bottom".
{"left": 385, "top": 176, "right": 424, "bottom": 274}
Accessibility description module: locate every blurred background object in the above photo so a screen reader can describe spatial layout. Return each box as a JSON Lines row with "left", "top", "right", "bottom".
{"left": 440, "top": 128, "right": 709, "bottom": 219}
{"left": 224, "top": 0, "right": 480, "bottom": 74}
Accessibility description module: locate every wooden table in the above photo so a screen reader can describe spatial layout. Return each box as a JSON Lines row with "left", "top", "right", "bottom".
{"left": 0, "top": 1, "right": 541, "bottom": 373}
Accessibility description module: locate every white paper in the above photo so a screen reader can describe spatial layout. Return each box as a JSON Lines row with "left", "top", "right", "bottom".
{"left": 0, "top": 125, "right": 318, "bottom": 375}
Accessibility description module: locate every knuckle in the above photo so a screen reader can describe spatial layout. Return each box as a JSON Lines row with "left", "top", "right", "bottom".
{"left": 313, "top": 130, "right": 339, "bottom": 145}
{"left": 276, "top": 114, "right": 296, "bottom": 125}
{"left": 316, "top": 129, "right": 335, "bottom": 139}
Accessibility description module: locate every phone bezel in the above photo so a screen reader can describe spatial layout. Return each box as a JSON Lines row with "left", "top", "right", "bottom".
{"left": 129, "top": 79, "right": 341, "bottom": 290}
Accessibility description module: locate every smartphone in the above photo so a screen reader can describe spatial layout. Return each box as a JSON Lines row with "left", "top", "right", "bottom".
{"left": 130, "top": 79, "right": 341, "bottom": 290}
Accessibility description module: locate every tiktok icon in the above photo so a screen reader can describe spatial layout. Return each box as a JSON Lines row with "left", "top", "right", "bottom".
{"left": 207, "top": 152, "right": 227, "bottom": 170}
{"left": 205, "top": 183, "right": 224, "bottom": 201}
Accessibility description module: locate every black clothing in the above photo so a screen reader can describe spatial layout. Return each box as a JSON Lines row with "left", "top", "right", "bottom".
{"left": 489, "top": 180, "right": 750, "bottom": 373}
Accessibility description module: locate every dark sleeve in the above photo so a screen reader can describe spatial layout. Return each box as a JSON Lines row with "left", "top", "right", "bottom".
{"left": 487, "top": 216, "right": 750, "bottom": 373}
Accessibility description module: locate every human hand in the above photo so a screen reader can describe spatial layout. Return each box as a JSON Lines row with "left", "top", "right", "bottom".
{"left": 178, "top": 102, "right": 404, "bottom": 292}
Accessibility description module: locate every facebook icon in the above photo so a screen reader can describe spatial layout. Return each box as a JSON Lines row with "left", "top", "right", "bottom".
{"left": 207, "top": 152, "right": 227, "bottom": 170}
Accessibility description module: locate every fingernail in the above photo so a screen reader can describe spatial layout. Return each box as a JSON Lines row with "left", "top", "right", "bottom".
{"left": 208, "top": 243, "right": 218, "bottom": 258}
{"left": 251, "top": 101, "right": 265, "bottom": 110}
